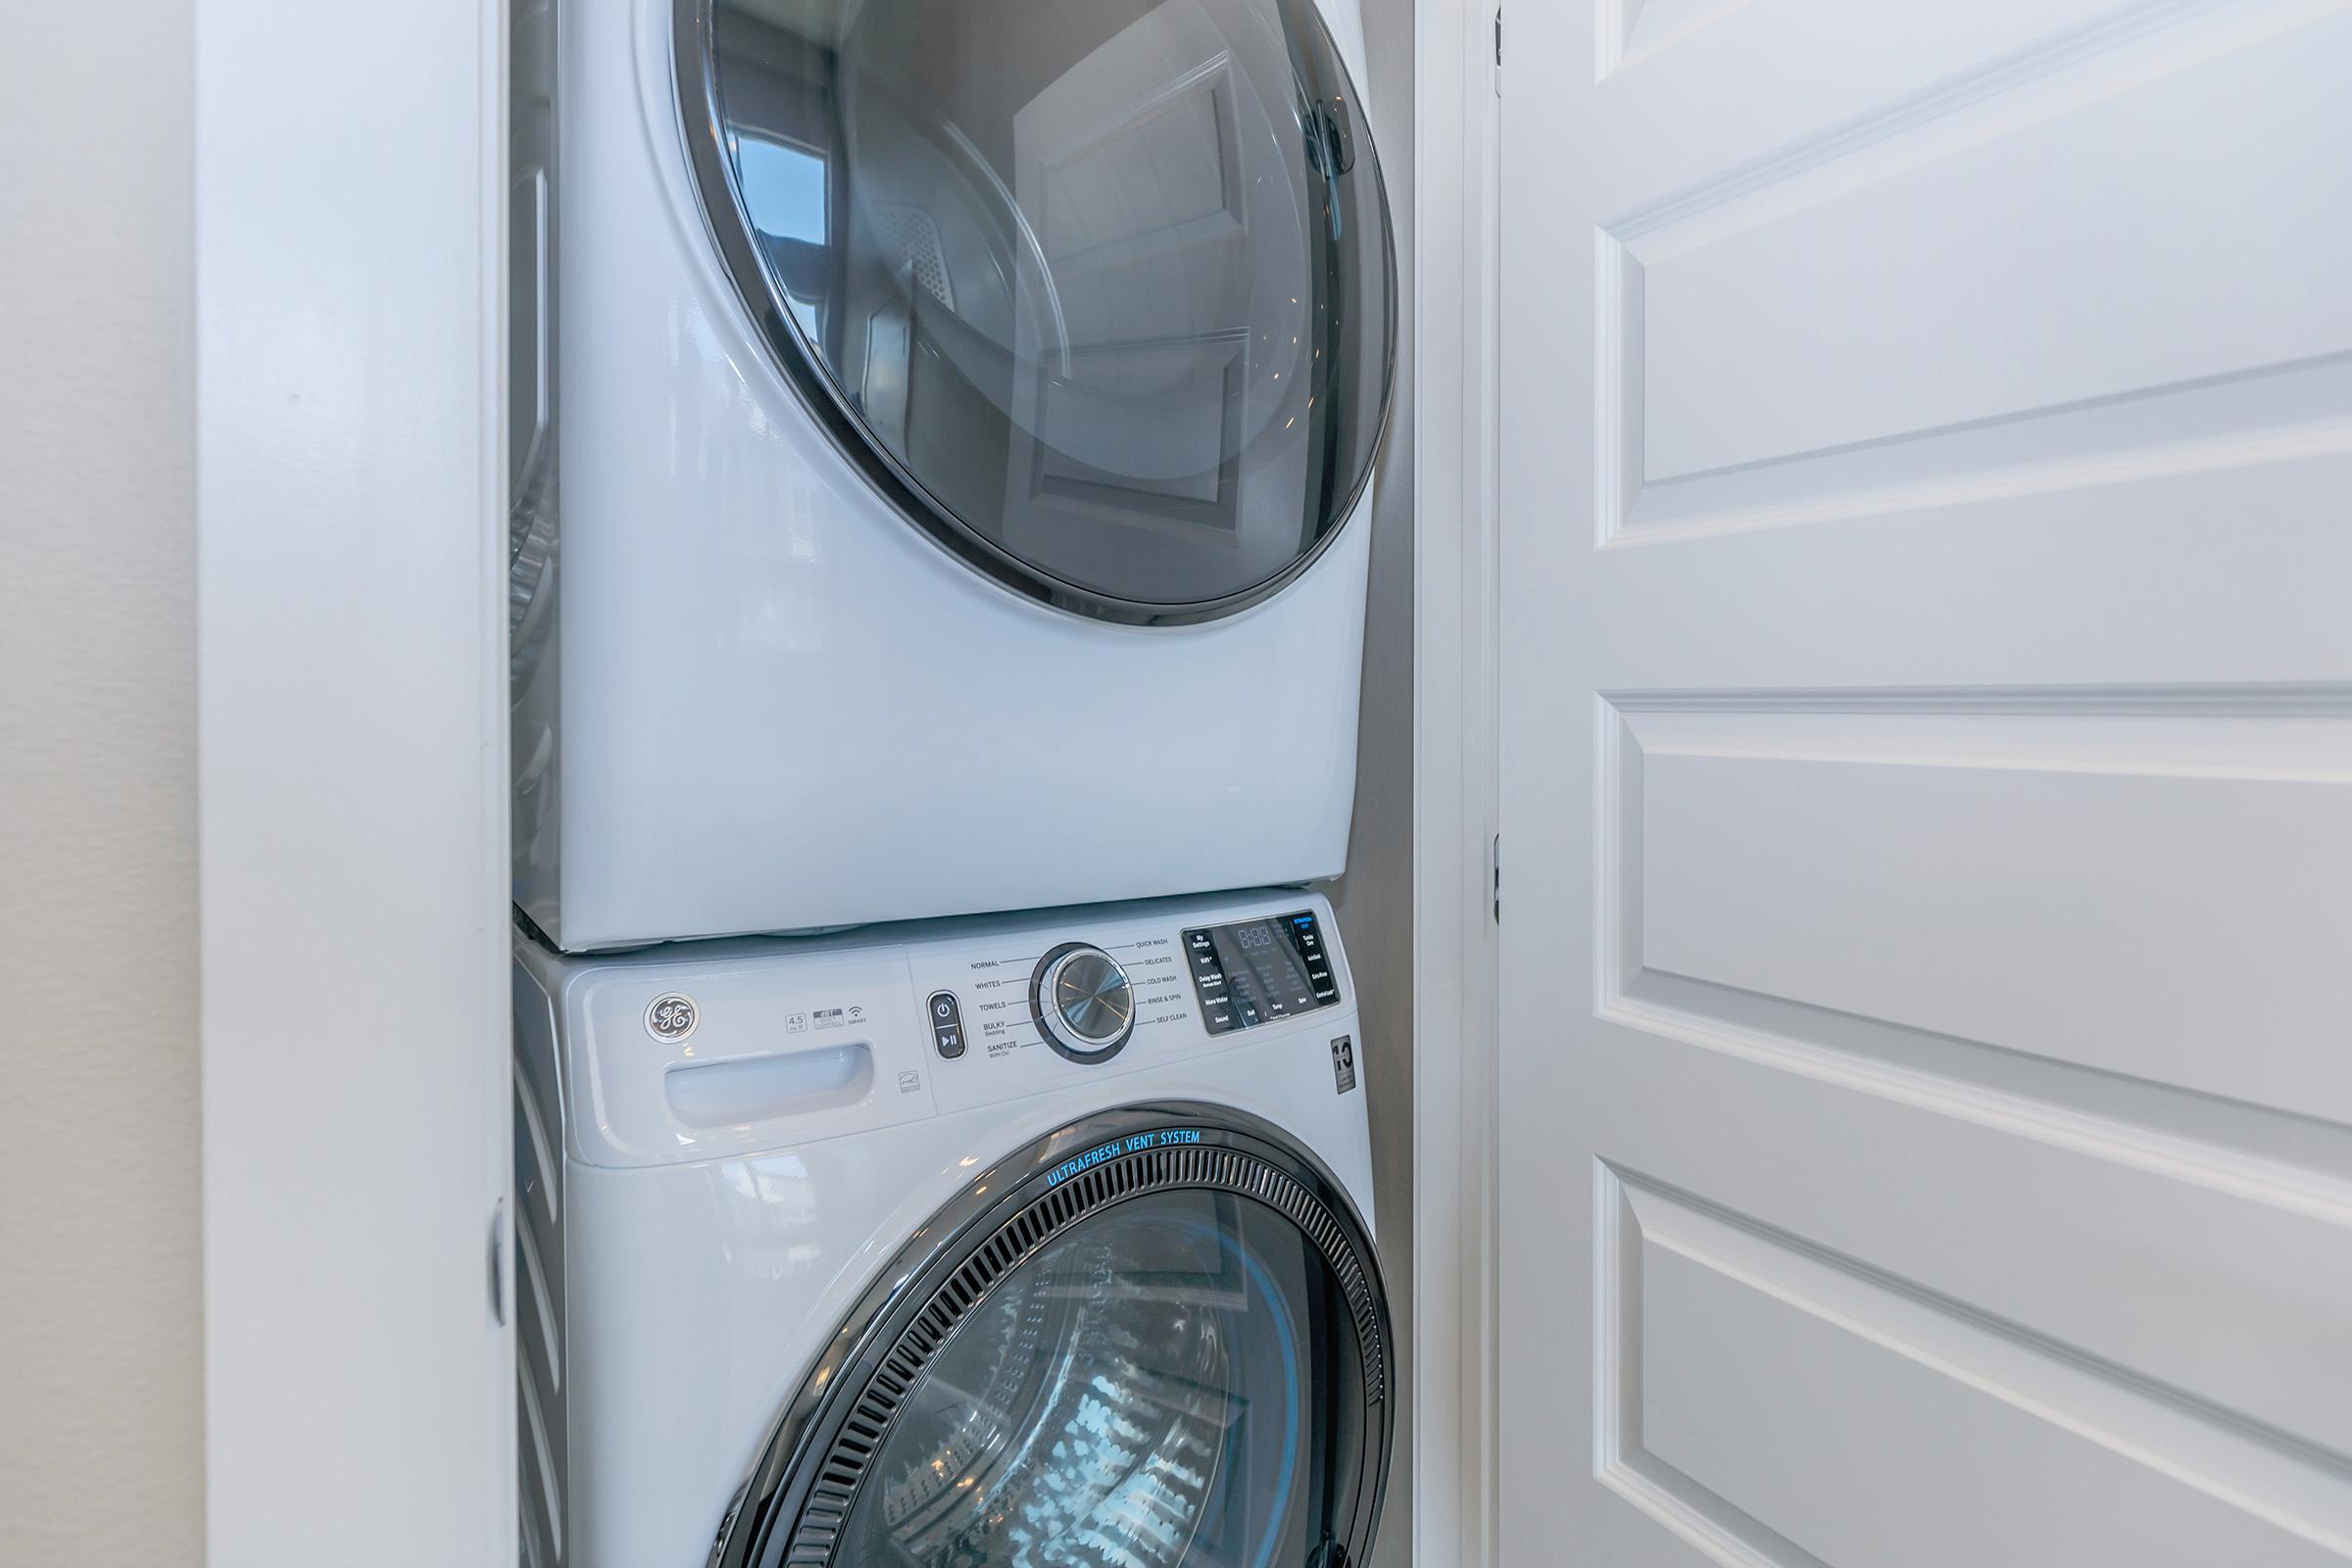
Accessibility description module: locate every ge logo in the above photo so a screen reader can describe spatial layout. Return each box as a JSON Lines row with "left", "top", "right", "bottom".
{"left": 645, "top": 993, "right": 699, "bottom": 1042}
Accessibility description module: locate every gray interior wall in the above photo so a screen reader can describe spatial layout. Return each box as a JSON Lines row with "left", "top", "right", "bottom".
{"left": 0, "top": 6, "right": 205, "bottom": 1561}
{"left": 1329, "top": 0, "right": 1415, "bottom": 1558}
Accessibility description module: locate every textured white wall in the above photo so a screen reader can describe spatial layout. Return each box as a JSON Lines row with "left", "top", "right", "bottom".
{"left": 1329, "top": 0, "right": 1415, "bottom": 1559}
{"left": 0, "top": 6, "right": 205, "bottom": 1562}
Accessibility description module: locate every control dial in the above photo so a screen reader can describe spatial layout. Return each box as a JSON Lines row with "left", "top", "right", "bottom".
{"left": 1030, "top": 944, "right": 1136, "bottom": 1063}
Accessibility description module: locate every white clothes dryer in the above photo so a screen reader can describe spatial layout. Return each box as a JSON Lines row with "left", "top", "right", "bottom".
{"left": 512, "top": 888, "right": 1393, "bottom": 1567}
{"left": 511, "top": 0, "right": 1398, "bottom": 951}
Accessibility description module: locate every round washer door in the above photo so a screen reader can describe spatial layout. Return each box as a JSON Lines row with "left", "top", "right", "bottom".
{"left": 679, "top": 0, "right": 1396, "bottom": 623}
{"left": 710, "top": 1104, "right": 1393, "bottom": 1568}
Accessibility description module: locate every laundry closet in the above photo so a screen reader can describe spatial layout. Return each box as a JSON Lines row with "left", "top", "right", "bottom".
{"left": 155, "top": 2, "right": 2350, "bottom": 1564}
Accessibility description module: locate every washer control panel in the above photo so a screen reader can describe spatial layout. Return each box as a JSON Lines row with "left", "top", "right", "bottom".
{"left": 907, "top": 892, "right": 1351, "bottom": 1114}
{"left": 1182, "top": 909, "right": 1341, "bottom": 1034}
{"left": 531, "top": 890, "right": 1357, "bottom": 1164}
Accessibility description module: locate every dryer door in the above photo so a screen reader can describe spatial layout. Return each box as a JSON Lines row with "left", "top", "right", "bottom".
{"left": 710, "top": 1105, "right": 1393, "bottom": 1568}
{"left": 679, "top": 0, "right": 1396, "bottom": 624}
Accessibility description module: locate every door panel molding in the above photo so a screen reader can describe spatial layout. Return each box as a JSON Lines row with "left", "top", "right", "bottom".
{"left": 1499, "top": 0, "right": 2352, "bottom": 1559}
{"left": 1598, "top": 686, "right": 2352, "bottom": 1125}
{"left": 1595, "top": 0, "right": 2352, "bottom": 543}
{"left": 1596, "top": 1161, "right": 2352, "bottom": 1565}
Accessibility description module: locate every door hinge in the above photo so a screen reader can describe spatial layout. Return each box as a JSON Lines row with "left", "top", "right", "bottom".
{"left": 1491, "top": 832, "right": 1502, "bottom": 922}
{"left": 1493, "top": 8, "right": 1503, "bottom": 94}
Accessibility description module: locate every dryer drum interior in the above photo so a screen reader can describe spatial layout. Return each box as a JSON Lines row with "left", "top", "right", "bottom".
{"left": 680, "top": 0, "right": 1397, "bottom": 622}
{"left": 712, "top": 1106, "right": 1393, "bottom": 1568}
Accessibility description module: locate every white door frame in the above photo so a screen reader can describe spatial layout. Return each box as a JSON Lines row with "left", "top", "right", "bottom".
{"left": 1410, "top": 0, "right": 1504, "bottom": 1561}
{"left": 195, "top": 2, "right": 514, "bottom": 1561}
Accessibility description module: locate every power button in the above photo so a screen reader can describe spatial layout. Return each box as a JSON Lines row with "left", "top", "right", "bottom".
{"left": 926, "top": 991, "right": 966, "bottom": 1059}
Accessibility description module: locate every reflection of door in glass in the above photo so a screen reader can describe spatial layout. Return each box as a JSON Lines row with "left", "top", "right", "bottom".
{"left": 1005, "top": 0, "right": 1312, "bottom": 600}
{"left": 710, "top": 3, "right": 843, "bottom": 357}
{"left": 840, "top": 1191, "right": 1330, "bottom": 1567}
{"left": 735, "top": 134, "right": 828, "bottom": 341}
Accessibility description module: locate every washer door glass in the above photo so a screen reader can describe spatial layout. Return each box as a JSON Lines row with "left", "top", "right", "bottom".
{"left": 840, "top": 1187, "right": 1369, "bottom": 1566}
{"left": 688, "top": 0, "right": 1396, "bottom": 620}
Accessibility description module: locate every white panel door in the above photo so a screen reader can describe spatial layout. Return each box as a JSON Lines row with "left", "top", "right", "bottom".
{"left": 1495, "top": 1, "right": 2352, "bottom": 1561}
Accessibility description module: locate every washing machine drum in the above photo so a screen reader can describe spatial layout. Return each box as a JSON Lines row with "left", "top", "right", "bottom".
{"left": 711, "top": 1109, "right": 1393, "bottom": 1568}
{"left": 681, "top": 0, "right": 1396, "bottom": 622}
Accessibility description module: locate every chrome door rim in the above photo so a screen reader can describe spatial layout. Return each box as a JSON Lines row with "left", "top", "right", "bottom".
{"left": 669, "top": 0, "right": 1399, "bottom": 628}
{"left": 706, "top": 1101, "right": 1395, "bottom": 1568}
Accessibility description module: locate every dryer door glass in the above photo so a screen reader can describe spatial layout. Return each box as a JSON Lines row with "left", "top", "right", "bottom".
{"left": 686, "top": 0, "right": 1396, "bottom": 621}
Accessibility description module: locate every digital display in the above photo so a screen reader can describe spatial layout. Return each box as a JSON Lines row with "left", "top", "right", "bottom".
{"left": 1182, "top": 910, "right": 1341, "bottom": 1035}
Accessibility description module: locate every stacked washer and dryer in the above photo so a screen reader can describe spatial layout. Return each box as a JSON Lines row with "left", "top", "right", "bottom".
{"left": 508, "top": 0, "right": 1397, "bottom": 1562}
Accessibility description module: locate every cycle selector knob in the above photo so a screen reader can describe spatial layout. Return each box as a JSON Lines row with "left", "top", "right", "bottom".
{"left": 1031, "top": 944, "right": 1136, "bottom": 1063}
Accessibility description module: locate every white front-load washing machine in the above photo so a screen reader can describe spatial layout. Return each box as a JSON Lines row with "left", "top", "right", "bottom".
{"left": 513, "top": 889, "right": 1393, "bottom": 1567}
{"left": 511, "top": 0, "right": 1398, "bottom": 951}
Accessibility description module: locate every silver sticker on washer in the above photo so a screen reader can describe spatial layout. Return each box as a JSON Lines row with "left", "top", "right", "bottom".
{"left": 1331, "top": 1035, "right": 1356, "bottom": 1094}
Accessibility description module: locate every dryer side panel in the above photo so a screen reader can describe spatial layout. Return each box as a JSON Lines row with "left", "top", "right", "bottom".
{"left": 511, "top": 0, "right": 563, "bottom": 939}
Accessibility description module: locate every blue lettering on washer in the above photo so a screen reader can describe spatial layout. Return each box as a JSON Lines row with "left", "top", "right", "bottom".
{"left": 1044, "top": 1128, "right": 1203, "bottom": 1187}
